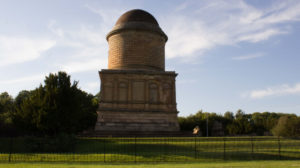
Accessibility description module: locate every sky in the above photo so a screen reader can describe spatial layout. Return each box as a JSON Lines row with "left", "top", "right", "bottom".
{"left": 0, "top": 0, "right": 300, "bottom": 116}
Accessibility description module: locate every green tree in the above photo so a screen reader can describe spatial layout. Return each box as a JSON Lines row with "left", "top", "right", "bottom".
{"left": 224, "top": 111, "right": 234, "bottom": 120}
{"left": 272, "top": 116, "right": 300, "bottom": 137}
{"left": 0, "top": 92, "right": 14, "bottom": 124}
{"left": 0, "top": 92, "right": 15, "bottom": 135}
{"left": 227, "top": 109, "right": 253, "bottom": 135}
{"left": 226, "top": 121, "right": 240, "bottom": 135}
{"left": 14, "top": 90, "right": 31, "bottom": 108}
{"left": 13, "top": 86, "right": 45, "bottom": 133}
{"left": 251, "top": 112, "right": 281, "bottom": 135}
{"left": 13, "top": 72, "right": 97, "bottom": 135}
{"left": 235, "top": 109, "right": 245, "bottom": 119}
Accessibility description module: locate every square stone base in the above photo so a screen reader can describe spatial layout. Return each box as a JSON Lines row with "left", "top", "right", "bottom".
{"left": 95, "top": 69, "right": 180, "bottom": 133}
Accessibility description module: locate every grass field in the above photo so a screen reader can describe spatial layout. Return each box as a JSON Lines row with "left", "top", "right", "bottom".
{"left": 0, "top": 137, "right": 299, "bottom": 162}
{"left": 0, "top": 161, "right": 300, "bottom": 168}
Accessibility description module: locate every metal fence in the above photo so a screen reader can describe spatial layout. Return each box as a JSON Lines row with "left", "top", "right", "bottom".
{"left": 0, "top": 136, "right": 299, "bottom": 162}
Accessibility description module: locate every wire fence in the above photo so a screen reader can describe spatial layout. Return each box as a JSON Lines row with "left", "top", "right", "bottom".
{"left": 0, "top": 136, "right": 299, "bottom": 162}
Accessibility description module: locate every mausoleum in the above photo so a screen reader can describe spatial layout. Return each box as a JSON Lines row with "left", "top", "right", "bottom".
{"left": 95, "top": 9, "right": 179, "bottom": 132}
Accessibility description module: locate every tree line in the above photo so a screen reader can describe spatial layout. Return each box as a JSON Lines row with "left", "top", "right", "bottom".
{"left": 179, "top": 109, "right": 300, "bottom": 137}
{"left": 1, "top": 71, "right": 299, "bottom": 137}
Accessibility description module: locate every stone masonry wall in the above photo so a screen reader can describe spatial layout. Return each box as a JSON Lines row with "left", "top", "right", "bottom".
{"left": 98, "top": 70, "right": 177, "bottom": 112}
{"left": 95, "top": 70, "right": 180, "bottom": 132}
{"left": 108, "top": 31, "right": 165, "bottom": 71}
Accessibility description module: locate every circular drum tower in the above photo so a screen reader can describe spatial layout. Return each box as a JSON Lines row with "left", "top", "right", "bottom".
{"left": 95, "top": 9, "right": 179, "bottom": 133}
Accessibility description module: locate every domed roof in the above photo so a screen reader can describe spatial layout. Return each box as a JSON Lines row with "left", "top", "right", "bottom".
{"left": 107, "top": 9, "right": 167, "bottom": 41}
{"left": 115, "top": 9, "right": 159, "bottom": 26}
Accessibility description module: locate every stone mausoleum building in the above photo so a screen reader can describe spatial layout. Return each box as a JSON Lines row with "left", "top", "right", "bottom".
{"left": 95, "top": 9, "right": 179, "bottom": 133}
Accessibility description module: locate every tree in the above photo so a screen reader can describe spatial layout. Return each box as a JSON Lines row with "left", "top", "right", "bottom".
{"left": 227, "top": 109, "right": 253, "bottom": 135}
{"left": 13, "top": 72, "right": 97, "bottom": 135}
{"left": 14, "top": 90, "right": 31, "bottom": 108}
{"left": 0, "top": 92, "right": 14, "bottom": 123}
{"left": 0, "top": 92, "right": 15, "bottom": 135}
{"left": 235, "top": 109, "right": 245, "bottom": 119}
{"left": 272, "top": 116, "right": 300, "bottom": 137}
{"left": 0, "top": 92, "right": 14, "bottom": 113}
{"left": 224, "top": 111, "right": 234, "bottom": 120}
{"left": 226, "top": 122, "right": 240, "bottom": 135}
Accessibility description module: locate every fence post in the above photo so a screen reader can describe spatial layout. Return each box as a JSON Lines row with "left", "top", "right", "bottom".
{"left": 8, "top": 137, "right": 13, "bottom": 162}
{"left": 159, "top": 137, "right": 162, "bottom": 162}
{"left": 194, "top": 136, "right": 197, "bottom": 159}
{"left": 103, "top": 138, "right": 106, "bottom": 163}
{"left": 163, "top": 137, "right": 166, "bottom": 162}
{"left": 278, "top": 136, "right": 281, "bottom": 160}
{"left": 223, "top": 137, "right": 226, "bottom": 160}
{"left": 134, "top": 136, "right": 137, "bottom": 163}
{"left": 251, "top": 136, "right": 254, "bottom": 160}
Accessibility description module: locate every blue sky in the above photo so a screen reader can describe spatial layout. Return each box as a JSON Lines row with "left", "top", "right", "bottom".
{"left": 0, "top": 0, "right": 300, "bottom": 116}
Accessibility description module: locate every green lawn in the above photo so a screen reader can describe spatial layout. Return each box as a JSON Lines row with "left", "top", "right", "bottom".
{"left": 0, "top": 161, "right": 300, "bottom": 168}
{"left": 0, "top": 137, "right": 299, "bottom": 162}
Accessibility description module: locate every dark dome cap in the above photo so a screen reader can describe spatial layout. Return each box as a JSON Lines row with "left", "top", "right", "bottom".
{"left": 107, "top": 9, "right": 168, "bottom": 41}
{"left": 115, "top": 9, "right": 159, "bottom": 26}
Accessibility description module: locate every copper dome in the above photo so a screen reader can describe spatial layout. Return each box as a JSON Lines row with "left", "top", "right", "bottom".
{"left": 106, "top": 9, "right": 167, "bottom": 41}
{"left": 115, "top": 9, "right": 159, "bottom": 26}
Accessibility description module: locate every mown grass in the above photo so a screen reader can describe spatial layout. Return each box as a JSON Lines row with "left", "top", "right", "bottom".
{"left": 0, "top": 161, "right": 300, "bottom": 168}
{"left": 0, "top": 137, "right": 299, "bottom": 162}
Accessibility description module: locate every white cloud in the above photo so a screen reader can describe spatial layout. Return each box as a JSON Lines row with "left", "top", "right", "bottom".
{"left": 165, "top": 18, "right": 214, "bottom": 59}
{"left": 0, "top": 36, "right": 56, "bottom": 67}
{"left": 0, "top": 74, "right": 47, "bottom": 96}
{"left": 0, "top": 74, "right": 45, "bottom": 85}
{"left": 81, "top": 81, "right": 100, "bottom": 94}
{"left": 0, "top": 17, "right": 108, "bottom": 94}
{"left": 257, "top": 1, "right": 300, "bottom": 24}
{"left": 48, "top": 20, "right": 64, "bottom": 37}
{"left": 61, "top": 58, "right": 107, "bottom": 73}
{"left": 85, "top": 4, "right": 123, "bottom": 27}
{"left": 46, "top": 20, "right": 109, "bottom": 73}
{"left": 245, "top": 83, "right": 300, "bottom": 99}
{"left": 161, "top": 0, "right": 300, "bottom": 59}
{"left": 232, "top": 52, "right": 265, "bottom": 60}
{"left": 237, "top": 29, "right": 287, "bottom": 42}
